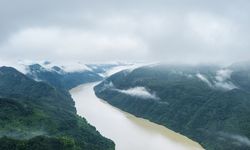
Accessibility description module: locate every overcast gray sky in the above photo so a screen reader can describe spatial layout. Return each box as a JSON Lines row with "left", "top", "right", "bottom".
{"left": 0, "top": 0, "right": 250, "bottom": 64}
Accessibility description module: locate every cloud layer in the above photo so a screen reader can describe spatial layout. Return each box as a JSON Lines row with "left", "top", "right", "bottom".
{"left": 115, "top": 87, "right": 160, "bottom": 100}
{"left": 196, "top": 69, "right": 237, "bottom": 90}
{"left": 219, "top": 132, "right": 250, "bottom": 146}
{"left": 1, "top": 0, "right": 250, "bottom": 64}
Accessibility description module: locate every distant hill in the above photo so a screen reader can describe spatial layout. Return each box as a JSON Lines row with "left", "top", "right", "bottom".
{"left": 17, "top": 61, "right": 130, "bottom": 90}
{"left": 0, "top": 66, "right": 114, "bottom": 150}
{"left": 25, "top": 62, "right": 103, "bottom": 90}
{"left": 95, "top": 63, "right": 250, "bottom": 150}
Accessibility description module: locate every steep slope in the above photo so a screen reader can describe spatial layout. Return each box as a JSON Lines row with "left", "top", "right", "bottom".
{"left": 0, "top": 66, "right": 114, "bottom": 150}
{"left": 95, "top": 64, "right": 250, "bottom": 150}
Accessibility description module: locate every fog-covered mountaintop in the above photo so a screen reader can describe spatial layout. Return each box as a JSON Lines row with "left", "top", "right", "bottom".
{"left": 0, "top": 60, "right": 145, "bottom": 90}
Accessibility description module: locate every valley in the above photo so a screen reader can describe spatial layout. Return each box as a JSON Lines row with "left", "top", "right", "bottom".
{"left": 71, "top": 82, "right": 204, "bottom": 150}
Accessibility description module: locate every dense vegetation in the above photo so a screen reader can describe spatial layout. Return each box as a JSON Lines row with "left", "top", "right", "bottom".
{"left": 0, "top": 66, "right": 114, "bottom": 150}
{"left": 95, "top": 64, "right": 250, "bottom": 150}
{"left": 0, "top": 136, "right": 76, "bottom": 150}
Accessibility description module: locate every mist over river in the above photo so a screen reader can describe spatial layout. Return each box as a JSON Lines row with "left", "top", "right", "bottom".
{"left": 70, "top": 82, "right": 204, "bottom": 150}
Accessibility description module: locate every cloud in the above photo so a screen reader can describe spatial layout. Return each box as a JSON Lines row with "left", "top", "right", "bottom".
{"left": 214, "top": 82, "right": 237, "bottom": 91}
{"left": 214, "top": 69, "right": 237, "bottom": 90}
{"left": 0, "top": 27, "right": 148, "bottom": 62}
{"left": 196, "top": 73, "right": 213, "bottom": 87}
{"left": 196, "top": 71, "right": 237, "bottom": 90}
{"left": 219, "top": 132, "right": 250, "bottom": 147}
{"left": 30, "top": 61, "right": 92, "bottom": 73}
{"left": 215, "top": 69, "right": 233, "bottom": 82}
{"left": 0, "top": 0, "right": 250, "bottom": 64}
{"left": 115, "top": 87, "right": 160, "bottom": 100}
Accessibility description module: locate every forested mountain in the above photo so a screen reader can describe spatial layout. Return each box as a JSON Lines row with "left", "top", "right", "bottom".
{"left": 0, "top": 66, "right": 115, "bottom": 150}
{"left": 95, "top": 63, "right": 250, "bottom": 150}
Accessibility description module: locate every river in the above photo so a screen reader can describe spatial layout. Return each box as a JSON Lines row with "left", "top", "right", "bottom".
{"left": 70, "top": 82, "right": 204, "bottom": 150}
